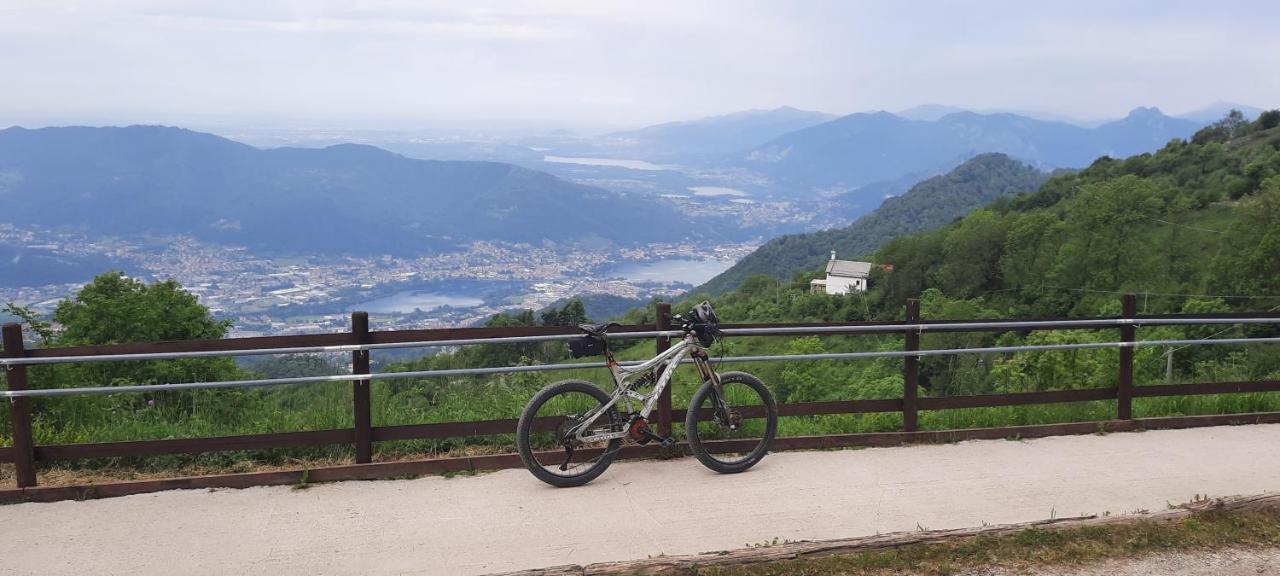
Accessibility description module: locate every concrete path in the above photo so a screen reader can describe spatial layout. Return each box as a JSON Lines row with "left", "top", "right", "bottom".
{"left": 2, "top": 424, "right": 1279, "bottom": 576}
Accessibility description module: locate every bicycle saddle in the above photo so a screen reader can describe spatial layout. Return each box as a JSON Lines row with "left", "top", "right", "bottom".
{"left": 577, "top": 322, "right": 620, "bottom": 338}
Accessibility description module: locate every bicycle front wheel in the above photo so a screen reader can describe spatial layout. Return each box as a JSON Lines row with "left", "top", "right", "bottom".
{"left": 685, "top": 371, "right": 777, "bottom": 474}
{"left": 517, "top": 379, "right": 623, "bottom": 487}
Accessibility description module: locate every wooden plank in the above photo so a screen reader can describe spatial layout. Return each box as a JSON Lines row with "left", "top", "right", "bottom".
{"left": 373, "top": 399, "right": 903, "bottom": 443}
{"left": 0, "top": 446, "right": 13, "bottom": 463}
{"left": 365, "top": 324, "right": 658, "bottom": 345}
{"left": 3, "top": 323, "right": 37, "bottom": 487}
{"left": 351, "top": 312, "right": 372, "bottom": 464}
{"left": 34, "top": 429, "right": 354, "bottom": 461}
{"left": 28, "top": 308, "right": 1261, "bottom": 362}
{"left": 1134, "top": 380, "right": 1280, "bottom": 397}
{"left": 372, "top": 419, "right": 523, "bottom": 441}
{"left": 16, "top": 314, "right": 1174, "bottom": 361}
{"left": 26, "top": 332, "right": 350, "bottom": 358}
{"left": 903, "top": 299, "right": 920, "bottom": 432}
{"left": 1118, "top": 294, "right": 1136, "bottom": 420}
{"left": 1136, "top": 311, "right": 1280, "bottom": 320}
{"left": 720, "top": 319, "right": 1119, "bottom": 334}
{"left": 919, "top": 388, "right": 1117, "bottom": 410}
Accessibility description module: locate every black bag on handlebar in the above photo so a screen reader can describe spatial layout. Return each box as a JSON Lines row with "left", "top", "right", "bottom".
{"left": 568, "top": 335, "right": 606, "bottom": 358}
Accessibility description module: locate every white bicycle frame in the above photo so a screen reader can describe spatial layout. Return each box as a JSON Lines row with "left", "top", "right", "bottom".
{"left": 570, "top": 331, "right": 720, "bottom": 443}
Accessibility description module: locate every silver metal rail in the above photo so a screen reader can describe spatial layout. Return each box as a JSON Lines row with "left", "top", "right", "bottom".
{"left": 2, "top": 317, "right": 1278, "bottom": 368}
{"left": 5, "top": 335, "right": 1278, "bottom": 399}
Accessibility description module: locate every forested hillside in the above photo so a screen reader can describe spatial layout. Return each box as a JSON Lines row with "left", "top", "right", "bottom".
{"left": 869, "top": 110, "right": 1280, "bottom": 318}
{"left": 698, "top": 153, "right": 1050, "bottom": 294}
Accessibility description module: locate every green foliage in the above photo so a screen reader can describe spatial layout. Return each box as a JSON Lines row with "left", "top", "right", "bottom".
{"left": 879, "top": 116, "right": 1280, "bottom": 318}
{"left": 53, "top": 272, "right": 231, "bottom": 345}
{"left": 698, "top": 153, "right": 1049, "bottom": 294}
{"left": 8, "top": 273, "right": 251, "bottom": 448}
{"left": 1259, "top": 110, "right": 1280, "bottom": 131}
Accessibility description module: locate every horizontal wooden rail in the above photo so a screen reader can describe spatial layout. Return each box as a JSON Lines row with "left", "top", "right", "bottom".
{"left": 18, "top": 312, "right": 1280, "bottom": 360}
{"left": 918, "top": 388, "right": 1117, "bottom": 410}
{"left": 24, "top": 333, "right": 353, "bottom": 358}
{"left": 33, "top": 429, "right": 355, "bottom": 461}
{"left": 1133, "top": 380, "right": 1280, "bottom": 398}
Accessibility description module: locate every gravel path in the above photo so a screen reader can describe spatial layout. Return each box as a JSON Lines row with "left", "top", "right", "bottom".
{"left": 2, "top": 424, "right": 1278, "bottom": 576}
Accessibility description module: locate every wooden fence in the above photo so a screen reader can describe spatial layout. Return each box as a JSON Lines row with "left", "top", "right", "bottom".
{"left": 3, "top": 294, "right": 1280, "bottom": 502}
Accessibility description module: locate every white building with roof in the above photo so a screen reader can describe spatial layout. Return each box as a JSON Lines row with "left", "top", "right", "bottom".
{"left": 810, "top": 251, "right": 873, "bottom": 295}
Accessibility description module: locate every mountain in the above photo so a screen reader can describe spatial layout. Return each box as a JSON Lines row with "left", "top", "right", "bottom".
{"left": 894, "top": 104, "right": 967, "bottom": 121}
{"left": 1178, "top": 102, "right": 1263, "bottom": 123}
{"left": 696, "top": 153, "right": 1049, "bottom": 294}
{"left": 1092, "top": 107, "right": 1203, "bottom": 157}
{"left": 738, "top": 107, "right": 1203, "bottom": 195}
{"left": 604, "top": 106, "right": 836, "bottom": 160}
{"left": 0, "top": 126, "right": 700, "bottom": 255}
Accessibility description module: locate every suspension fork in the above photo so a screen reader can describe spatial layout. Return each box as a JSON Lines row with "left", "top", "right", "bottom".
{"left": 691, "top": 348, "right": 729, "bottom": 421}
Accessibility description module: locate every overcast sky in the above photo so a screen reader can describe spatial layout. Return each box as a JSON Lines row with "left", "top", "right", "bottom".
{"left": 2, "top": 0, "right": 1277, "bottom": 132}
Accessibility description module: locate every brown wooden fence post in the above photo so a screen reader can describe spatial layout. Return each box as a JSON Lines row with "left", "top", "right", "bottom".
{"left": 1118, "top": 293, "right": 1136, "bottom": 420}
{"left": 655, "top": 302, "right": 673, "bottom": 439}
{"left": 3, "top": 323, "right": 37, "bottom": 487}
{"left": 903, "top": 298, "right": 920, "bottom": 432}
{"left": 351, "top": 311, "right": 372, "bottom": 464}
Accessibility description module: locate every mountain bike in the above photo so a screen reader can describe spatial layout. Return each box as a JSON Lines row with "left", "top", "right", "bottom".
{"left": 516, "top": 301, "right": 778, "bottom": 487}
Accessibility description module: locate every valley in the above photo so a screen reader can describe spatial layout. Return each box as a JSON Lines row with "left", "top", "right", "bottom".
{"left": 0, "top": 223, "right": 755, "bottom": 337}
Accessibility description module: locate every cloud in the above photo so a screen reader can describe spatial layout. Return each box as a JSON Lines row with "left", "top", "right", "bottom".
{"left": 0, "top": 0, "right": 1276, "bottom": 130}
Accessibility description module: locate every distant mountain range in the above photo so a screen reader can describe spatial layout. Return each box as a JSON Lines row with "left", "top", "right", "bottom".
{"left": 695, "top": 153, "right": 1049, "bottom": 294}
{"left": 737, "top": 107, "right": 1203, "bottom": 195}
{"left": 603, "top": 106, "right": 836, "bottom": 160}
{"left": 0, "top": 126, "right": 701, "bottom": 255}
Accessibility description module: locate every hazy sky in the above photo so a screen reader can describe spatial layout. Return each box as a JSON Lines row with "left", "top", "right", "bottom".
{"left": 2, "top": 0, "right": 1277, "bottom": 131}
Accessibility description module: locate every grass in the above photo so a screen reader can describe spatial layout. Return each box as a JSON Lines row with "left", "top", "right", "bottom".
{"left": 699, "top": 504, "right": 1280, "bottom": 576}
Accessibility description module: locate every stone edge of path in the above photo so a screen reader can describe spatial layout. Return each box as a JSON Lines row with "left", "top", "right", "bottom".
{"left": 486, "top": 493, "right": 1280, "bottom": 576}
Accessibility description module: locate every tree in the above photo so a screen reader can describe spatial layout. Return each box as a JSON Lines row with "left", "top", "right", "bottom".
{"left": 1210, "top": 177, "right": 1280, "bottom": 299}
{"left": 540, "top": 299, "right": 589, "bottom": 327}
{"left": 30, "top": 272, "right": 246, "bottom": 423}
{"left": 1259, "top": 110, "right": 1280, "bottom": 131}
{"left": 54, "top": 272, "right": 231, "bottom": 345}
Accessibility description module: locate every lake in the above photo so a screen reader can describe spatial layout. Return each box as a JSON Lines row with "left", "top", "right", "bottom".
{"left": 543, "top": 155, "right": 676, "bottom": 171}
{"left": 688, "top": 186, "right": 748, "bottom": 197}
{"left": 358, "top": 291, "right": 484, "bottom": 314}
{"left": 606, "top": 258, "right": 736, "bottom": 286}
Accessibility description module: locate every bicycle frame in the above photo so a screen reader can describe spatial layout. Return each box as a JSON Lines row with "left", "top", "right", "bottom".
{"left": 571, "top": 332, "right": 721, "bottom": 443}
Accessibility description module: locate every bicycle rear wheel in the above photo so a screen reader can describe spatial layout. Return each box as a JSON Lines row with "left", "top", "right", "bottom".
{"left": 684, "top": 371, "right": 777, "bottom": 474}
{"left": 516, "top": 379, "right": 623, "bottom": 487}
